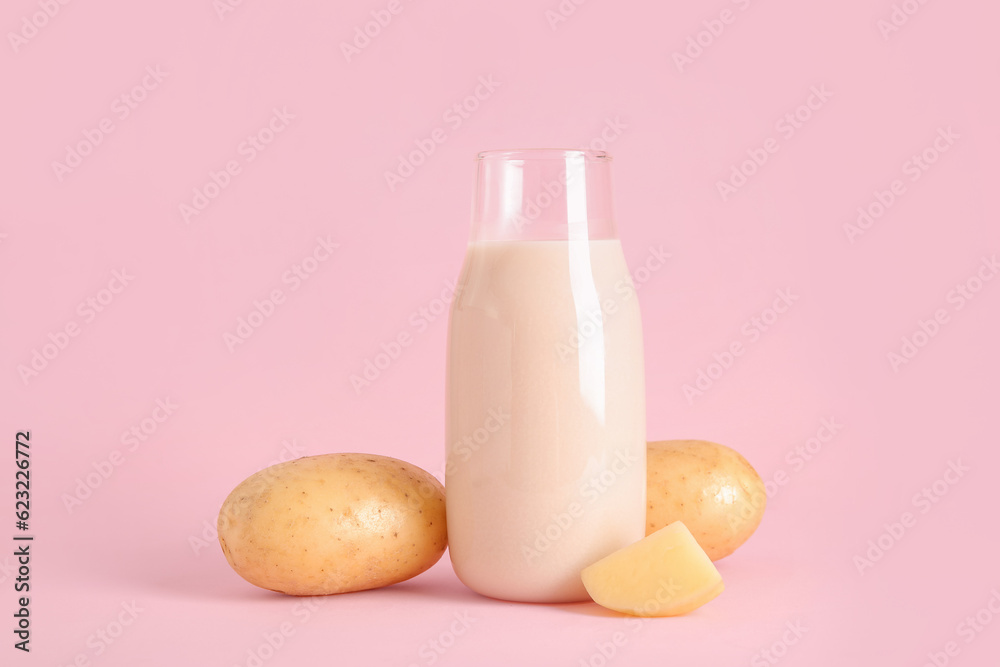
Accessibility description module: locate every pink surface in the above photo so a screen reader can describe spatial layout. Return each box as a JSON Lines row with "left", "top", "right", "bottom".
{"left": 2, "top": 0, "right": 998, "bottom": 665}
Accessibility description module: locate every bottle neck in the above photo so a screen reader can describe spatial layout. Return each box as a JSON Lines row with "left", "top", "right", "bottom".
{"left": 470, "top": 149, "right": 617, "bottom": 242}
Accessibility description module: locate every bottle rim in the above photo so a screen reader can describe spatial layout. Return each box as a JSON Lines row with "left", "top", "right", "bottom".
{"left": 475, "top": 148, "right": 611, "bottom": 161}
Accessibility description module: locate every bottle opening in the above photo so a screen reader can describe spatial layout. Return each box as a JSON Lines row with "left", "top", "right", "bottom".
{"left": 476, "top": 148, "right": 611, "bottom": 162}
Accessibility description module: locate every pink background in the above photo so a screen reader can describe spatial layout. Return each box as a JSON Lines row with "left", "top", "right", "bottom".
{"left": 2, "top": 0, "right": 999, "bottom": 665}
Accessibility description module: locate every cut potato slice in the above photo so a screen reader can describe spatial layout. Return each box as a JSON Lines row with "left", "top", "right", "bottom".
{"left": 581, "top": 521, "right": 724, "bottom": 616}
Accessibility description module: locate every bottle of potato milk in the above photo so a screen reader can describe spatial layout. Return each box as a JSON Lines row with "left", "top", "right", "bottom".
{"left": 445, "top": 149, "right": 647, "bottom": 602}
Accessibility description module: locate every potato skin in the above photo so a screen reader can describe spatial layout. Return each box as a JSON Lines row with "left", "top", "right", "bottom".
{"left": 646, "top": 440, "right": 765, "bottom": 561}
{"left": 218, "top": 453, "right": 446, "bottom": 595}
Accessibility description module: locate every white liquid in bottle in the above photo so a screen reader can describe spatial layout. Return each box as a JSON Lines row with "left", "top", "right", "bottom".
{"left": 446, "top": 237, "right": 646, "bottom": 602}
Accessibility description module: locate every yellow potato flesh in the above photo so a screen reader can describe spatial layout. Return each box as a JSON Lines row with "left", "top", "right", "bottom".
{"left": 647, "top": 439, "right": 765, "bottom": 560}
{"left": 218, "top": 453, "right": 446, "bottom": 596}
{"left": 581, "top": 521, "right": 723, "bottom": 617}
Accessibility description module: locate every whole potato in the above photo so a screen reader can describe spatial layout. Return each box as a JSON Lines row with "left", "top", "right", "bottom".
{"left": 218, "top": 453, "right": 446, "bottom": 595}
{"left": 646, "top": 440, "right": 765, "bottom": 560}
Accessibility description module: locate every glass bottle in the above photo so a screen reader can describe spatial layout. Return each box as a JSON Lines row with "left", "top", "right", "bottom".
{"left": 445, "top": 149, "right": 646, "bottom": 602}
